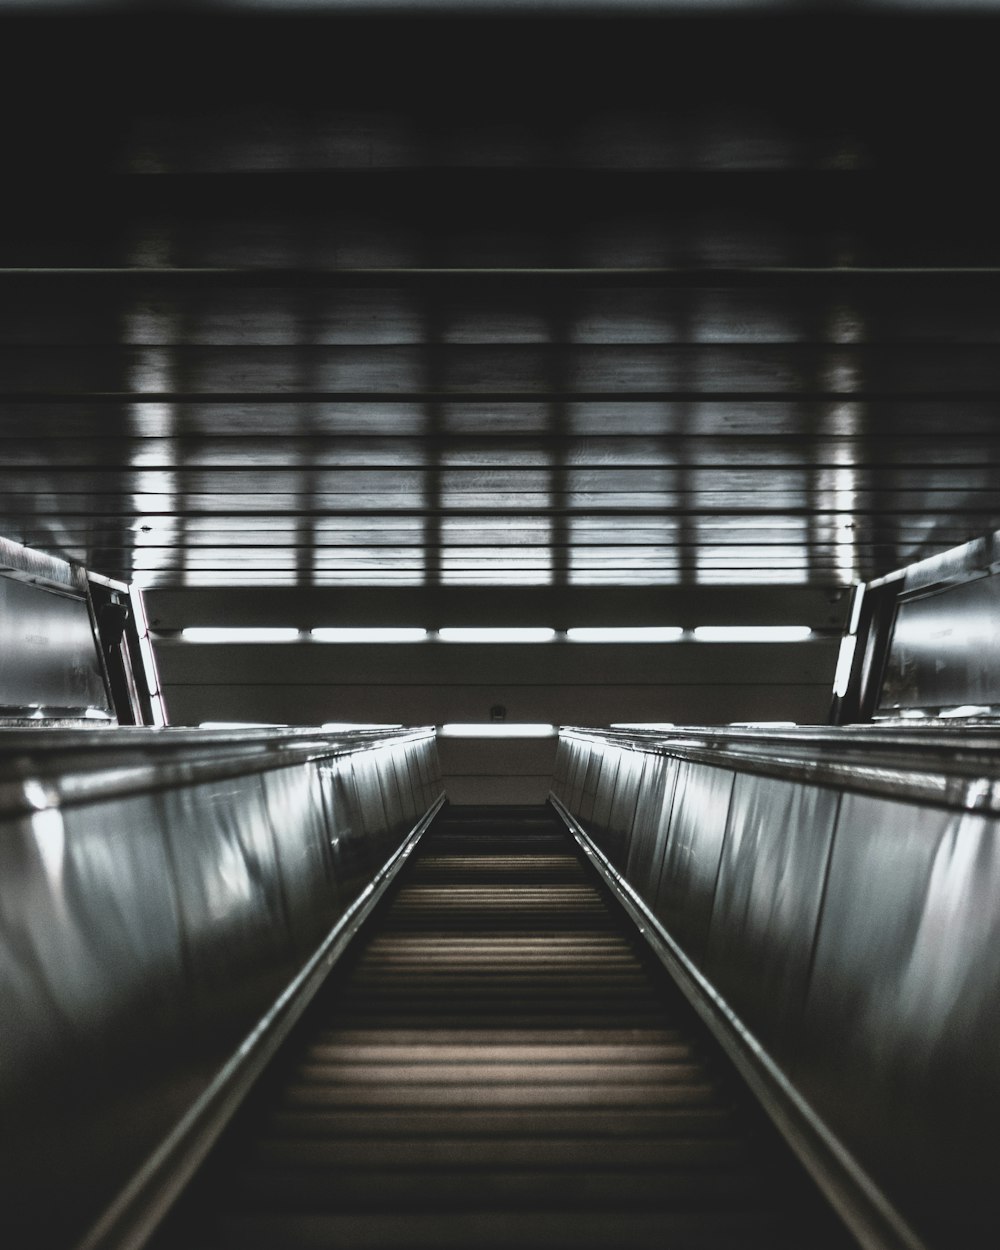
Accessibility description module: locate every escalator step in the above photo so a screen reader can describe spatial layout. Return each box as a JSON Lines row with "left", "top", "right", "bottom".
{"left": 153, "top": 807, "right": 856, "bottom": 1250}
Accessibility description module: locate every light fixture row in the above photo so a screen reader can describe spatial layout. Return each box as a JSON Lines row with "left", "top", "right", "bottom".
{"left": 181, "top": 625, "right": 814, "bottom": 643}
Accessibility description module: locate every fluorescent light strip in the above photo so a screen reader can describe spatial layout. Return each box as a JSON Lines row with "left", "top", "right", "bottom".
{"left": 848, "top": 581, "right": 866, "bottom": 635}
{"left": 729, "top": 721, "right": 798, "bottom": 728}
{"left": 567, "top": 627, "right": 683, "bottom": 643}
{"left": 311, "top": 628, "right": 428, "bottom": 643}
{"left": 610, "top": 722, "right": 676, "bottom": 729}
{"left": 438, "top": 723, "right": 556, "bottom": 738}
{"left": 693, "top": 626, "right": 813, "bottom": 643}
{"left": 182, "top": 627, "right": 300, "bottom": 643}
{"left": 833, "top": 634, "right": 858, "bottom": 698}
{"left": 322, "top": 721, "right": 404, "bottom": 730}
{"left": 199, "top": 721, "right": 287, "bottom": 729}
{"left": 437, "top": 628, "right": 556, "bottom": 643}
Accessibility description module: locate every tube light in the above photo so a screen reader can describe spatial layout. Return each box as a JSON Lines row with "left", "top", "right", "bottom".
{"left": 848, "top": 581, "right": 866, "bottom": 635}
{"left": 567, "top": 627, "right": 683, "bottom": 643}
{"left": 438, "top": 723, "right": 556, "bottom": 737}
{"left": 833, "top": 634, "right": 858, "bottom": 698}
{"left": 311, "top": 628, "right": 428, "bottom": 643}
{"left": 437, "top": 628, "right": 556, "bottom": 643}
{"left": 610, "top": 722, "right": 676, "bottom": 729}
{"left": 693, "top": 626, "right": 813, "bottom": 643}
{"left": 199, "top": 721, "right": 287, "bottom": 729}
{"left": 182, "top": 627, "right": 300, "bottom": 643}
{"left": 729, "top": 721, "right": 798, "bottom": 728}
{"left": 321, "top": 722, "right": 403, "bottom": 730}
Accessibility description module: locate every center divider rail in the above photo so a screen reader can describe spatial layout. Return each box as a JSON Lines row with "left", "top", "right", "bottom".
{"left": 151, "top": 805, "right": 855, "bottom": 1250}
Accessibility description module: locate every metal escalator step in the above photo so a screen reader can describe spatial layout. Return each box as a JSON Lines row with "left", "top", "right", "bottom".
{"left": 215, "top": 1207, "right": 831, "bottom": 1250}
{"left": 152, "top": 806, "right": 856, "bottom": 1250}
{"left": 245, "top": 1135, "right": 751, "bottom": 1167}
{"left": 262, "top": 1106, "right": 742, "bottom": 1140}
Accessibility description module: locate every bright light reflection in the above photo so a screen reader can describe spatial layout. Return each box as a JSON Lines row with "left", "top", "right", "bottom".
{"left": 730, "top": 721, "right": 798, "bottom": 728}
{"left": 32, "top": 809, "right": 66, "bottom": 886}
{"left": 439, "top": 723, "right": 556, "bottom": 737}
{"left": 437, "top": 628, "right": 555, "bottom": 643}
{"left": 694, "top": 626, "right": 812, "bottom": 642}
{"left": 610, "top": 722, "right": 676, "bottom": 729}
{"left": 568, "top": 627, "right": 683, "bottom": 643}
{"left": 311, "top": 628, "right": 428, "bottom": 643}
{"left": 849, "top": 581, "right": 866, "bottom": 634}
{"left": 833, "top": 634, "right": 858, "bottom": 698}
{"left": 199, "top": 722, "right": 287, "bottom": 729}
{"left": 182, "top": 628, "right": 301, "bottom": 643}
{"left": 940, "top": 705, "right": 994, "bottom": 718}
{"left": 322, "top": 722, "right": 404, "bottom": 731}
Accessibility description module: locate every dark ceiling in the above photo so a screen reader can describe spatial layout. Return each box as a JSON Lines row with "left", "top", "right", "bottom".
{"left": 2, "top": 12, "right": 1000, "bottom": 597}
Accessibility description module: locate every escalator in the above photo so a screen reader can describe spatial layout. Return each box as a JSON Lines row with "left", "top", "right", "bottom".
{"left": 150, "top": 805, "right": 856, "bottom": 1250}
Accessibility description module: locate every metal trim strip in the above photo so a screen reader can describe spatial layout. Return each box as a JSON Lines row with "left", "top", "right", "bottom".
{"left": 559, "top": 727, "right": 1000, "bottom": 814}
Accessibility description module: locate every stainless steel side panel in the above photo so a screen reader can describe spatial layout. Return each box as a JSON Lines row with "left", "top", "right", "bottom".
{"left": 553, "top": 726, "right": 1000, "bottom": 1249}
{"left": 0, "top": 728, "right": 442, "bottom": 1249}
{"left": 653, "top": 761, "right": 735, "bottom": 965}
{"left": 797, "top": 795, "right": 1000, "bottom": 1245}
{"left": 703, "top": 774, "right": 840, "bottom": 1065}
{"left": 565, "top": 736, "right": 589, "bottom": 810}
{"left": 160, "top": 776, "right": 295, "bottom": 1029}
{"left": 374, "top": 748, "right": 405, "bottom": 835}
{"left": 578, "top": 741, "right": 602, "bottom": 822}
{"left": 624, "top": 754, "right": 676, "bottom": 900}
{"left": 1, "top": 795, "right": 185, "bottom": 1116}
{"left": 552, "top": 735, "right": 570, "bottom": 792}
{"left": 605, "top": 748, "right": 645, "bottom": 868}
{"left": 351, "top": 748, "right": 391, "bottom": 841}
{"left": 0, "top": 574, "right": 111, "bottom": 716}
{"left": 259, "top": 764, "right": 338, "bottom": 959}
{"left": 589, "top": 745, "right": 621, "bottom": 840}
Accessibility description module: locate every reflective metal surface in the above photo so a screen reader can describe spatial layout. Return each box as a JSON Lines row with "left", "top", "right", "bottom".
{"left": 798, "top": 796, "right": 1000, "bottom": 1248}
{"left": 704, "top": 775, "right": 839, "bottom": 1065}
{"left": 0, "top": 726, "right": 442, "bottom": 1247}
{"left": 651, "top": 761, "right": 735, "bottom": 963}
{"left": 552, "top": 724, "right": 1000, "bottom": 1248}
{"left": 0, "top": 574, "right": 111, "bottom": 716}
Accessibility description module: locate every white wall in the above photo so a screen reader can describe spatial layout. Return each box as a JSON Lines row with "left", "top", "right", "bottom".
{"left": 147, "top": 585, "right": 845, "bottom": 804}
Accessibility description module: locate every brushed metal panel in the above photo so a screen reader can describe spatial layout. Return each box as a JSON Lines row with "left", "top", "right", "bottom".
{"left": 160, "top": 776, "right": 293, "bottom": 1030}
{"left": 797, "top": 795, "right": 1000, "bottom": 1246}
{"left": 653, "top": 761, "right": 735, "bottom": 965}
{"left": 349, "top": 750, "right": 390, "bottom": 843}
{"left": 374, "top": 747, "right": 406, "bottom": 835}
{"left": 578, "top": 743, "right": 603, "bottom": 823}
{"left": 624, "top": 754, "right": 677, "bottom": 901}
{"left": 552, "top": 735, "right": 570, "bottom": 793}
{"left": 315, "top": 752, "right": 375, "bottom": 902}
{"left": 564, "top": 737, "right": 589, "bottom": 810}
{"left": 0, "top": 575, "right": 110, "bottom": 715}
{"left": 605, "top": 748, "right": 646, "bottom": 869}
{"left": 703, "top": 774, "right": 839, "bottom": 1065}
{"left": 258, "top": 764, "right": 338, "bottom": 959}
{"left": 589, "top": 745, "right": 621, "bottom": 841}
{"left": 404, "top": 741, "right": 425, "bottom": 820}
{"left": 0, "top": 795, "right": 184, "bottom": 1115}
{"left": 881, "top": 573, "right": 1000, "bottom": 711}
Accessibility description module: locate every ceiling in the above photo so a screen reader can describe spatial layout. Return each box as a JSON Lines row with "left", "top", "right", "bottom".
{"left": 2, "top": 12, "right": 1000, "bottom": 603}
